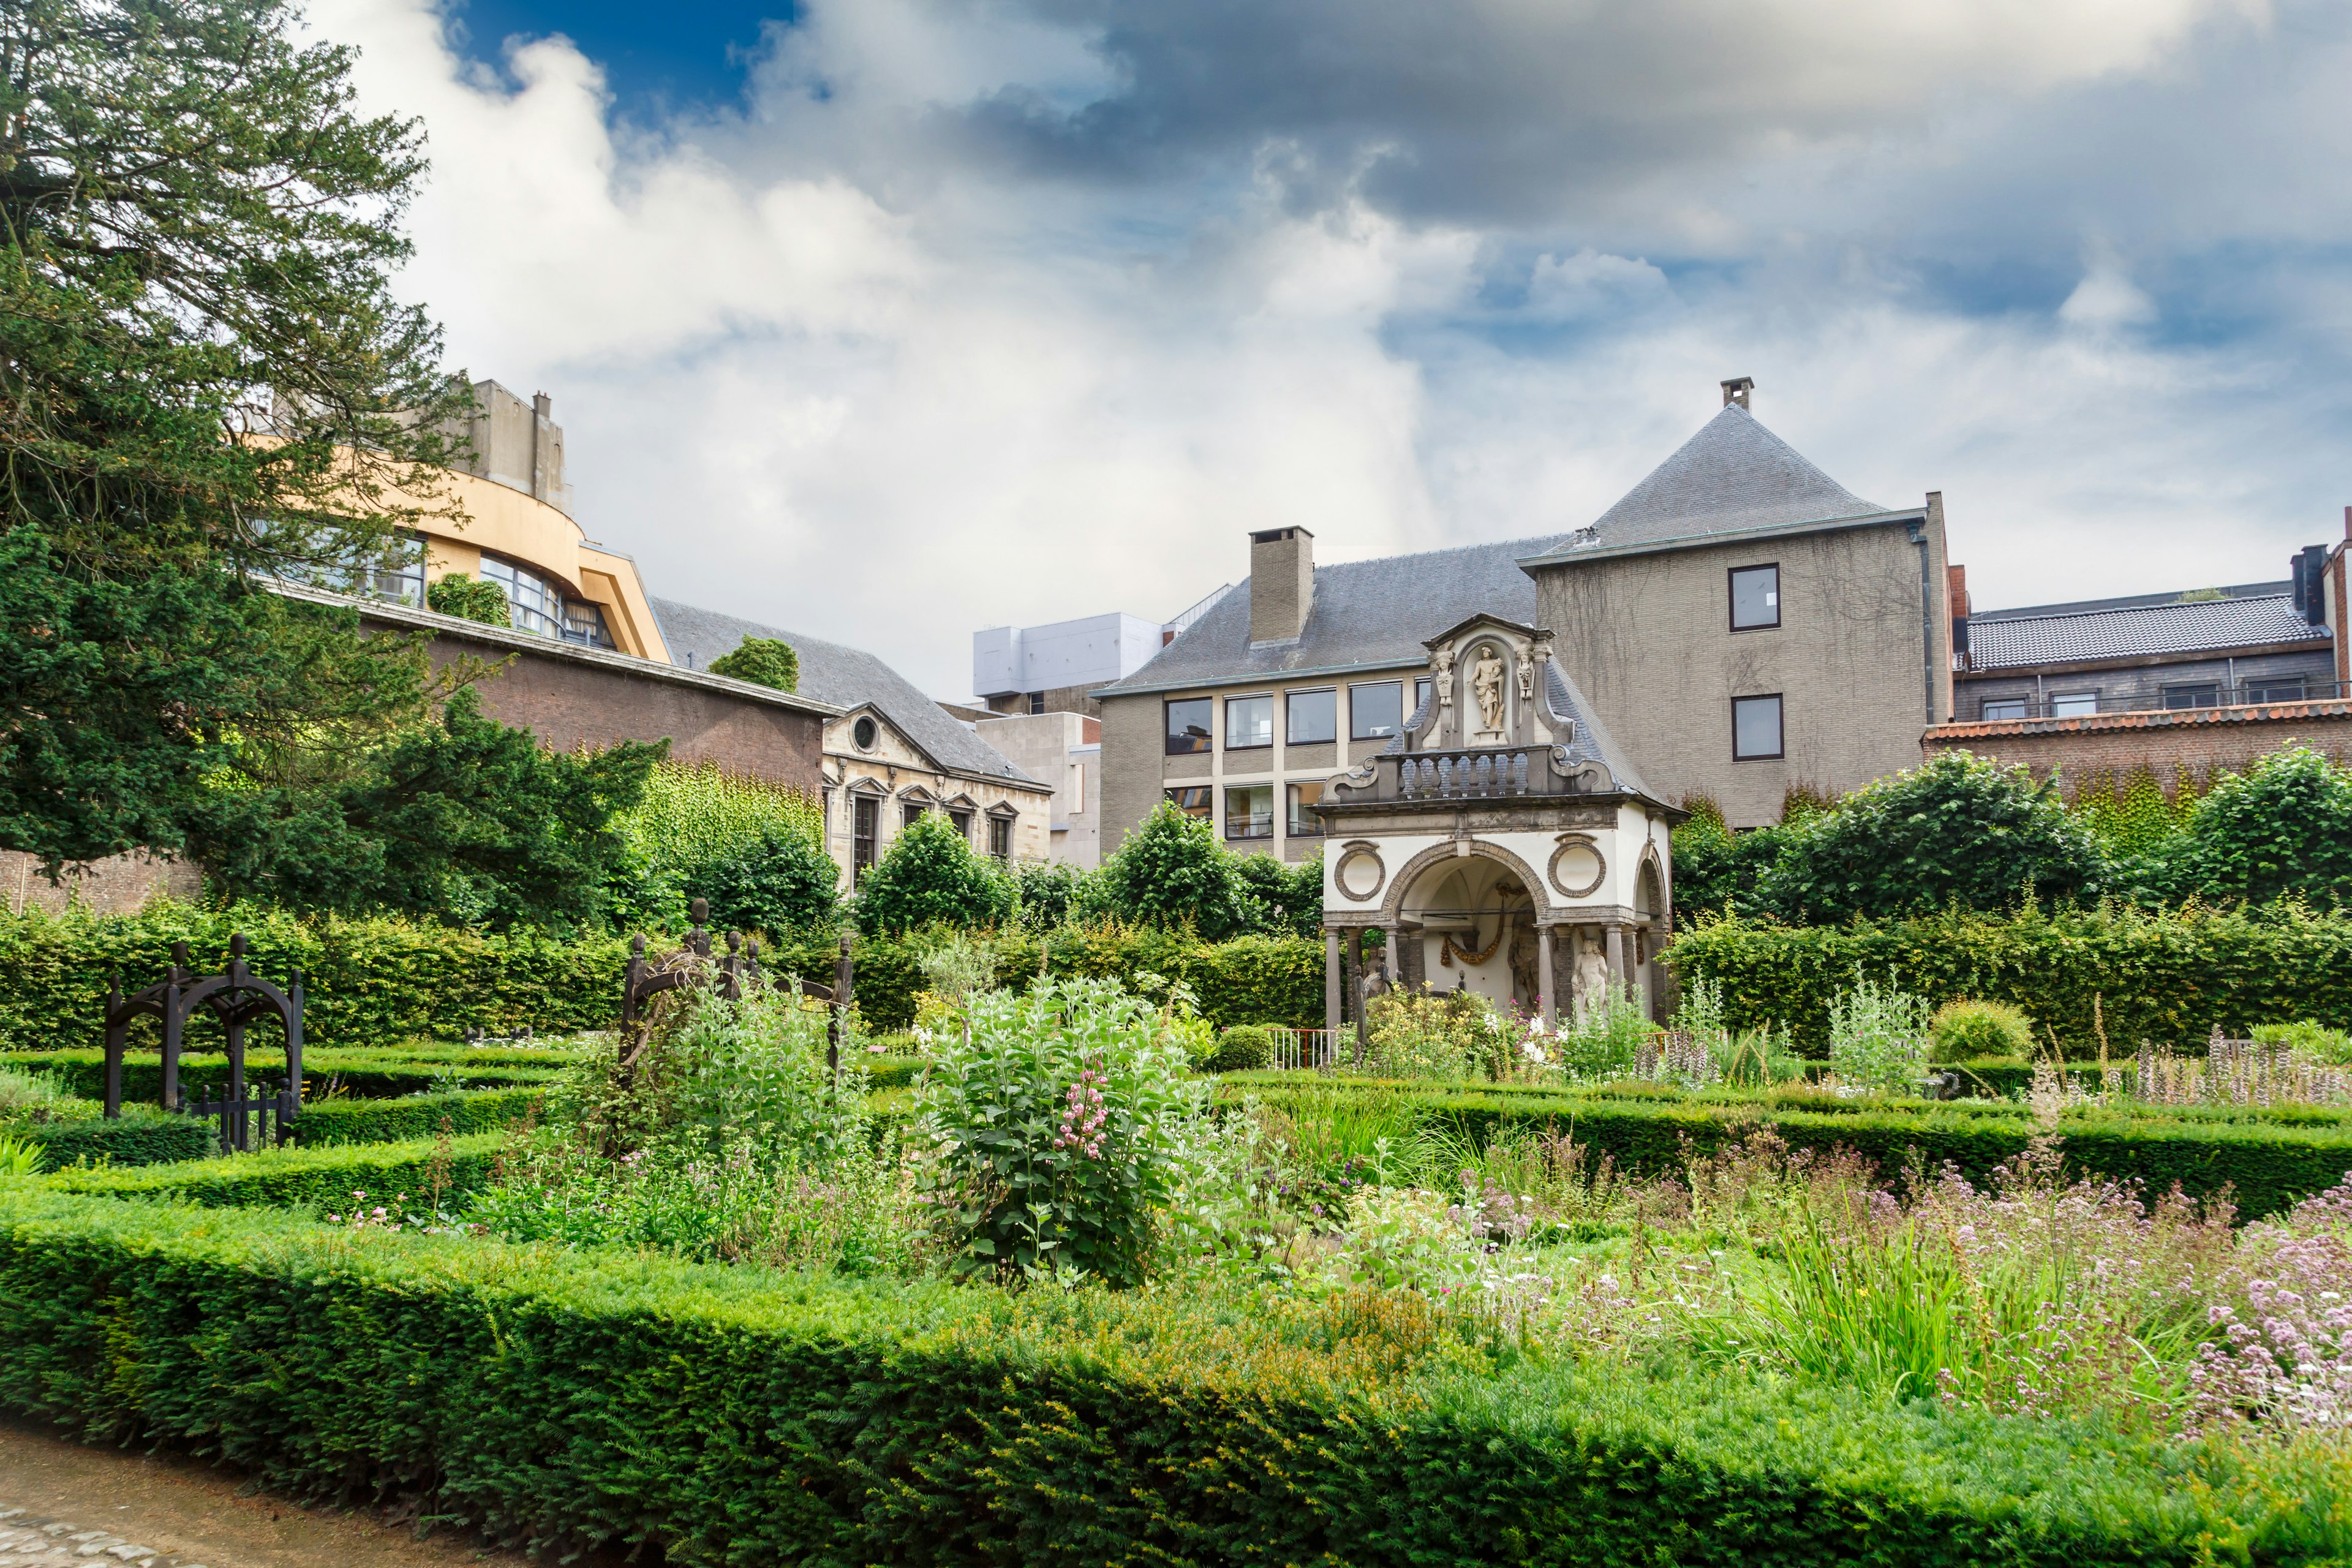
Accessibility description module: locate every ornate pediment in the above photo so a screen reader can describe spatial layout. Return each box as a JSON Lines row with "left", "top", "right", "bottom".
{"left": 1411, "top": 613, "right": 1572, "bottom": 752}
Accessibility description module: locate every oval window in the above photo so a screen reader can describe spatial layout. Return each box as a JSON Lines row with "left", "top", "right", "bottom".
{"left": 1550, "top": 842, "right": 1605, "bottom": 898}
{"left": 852, "top": 715, "right": 879, "bottom": 751}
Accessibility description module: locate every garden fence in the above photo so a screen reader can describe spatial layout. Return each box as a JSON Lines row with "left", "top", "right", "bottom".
{"left": 1267, "top": 1027, "right": 1342, "bottom": 1071}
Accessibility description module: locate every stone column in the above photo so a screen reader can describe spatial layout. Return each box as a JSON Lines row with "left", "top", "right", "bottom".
{"left": 1324, "top": 929, "right": 1343, "bottom": 1035}
{"left": 1537, "top": 925, "right": 1556, "bottom": 1032}
{"left": 1348, "top": 927, "right": 1367, "bottom": 1058}
{"left": 1605, "top": 923, "right": 1627, "bottom": 994}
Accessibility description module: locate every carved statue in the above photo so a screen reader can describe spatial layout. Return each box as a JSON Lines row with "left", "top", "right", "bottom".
{"left": 1517, "top": 646, "right": 1535, "bottom": 704}
{"left": 1570, "top": 927, "right": 1611, "bottom": 1023}
{"left": 1506, "top": 915, "right": 1539, "bottom": 1010}
{"left": 1471, "top": 646, "right": 1507, "bottom": 733}
{"left": 1433, "top": 646, "right": 1455, "bottom": 715}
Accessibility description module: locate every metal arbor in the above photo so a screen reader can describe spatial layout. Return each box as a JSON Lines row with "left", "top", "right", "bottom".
{"left": 620, "top": 899, "right": 858, "bottom": 1080}
{"left": 102, "top": 933, "right": 304, "bottom": 1147}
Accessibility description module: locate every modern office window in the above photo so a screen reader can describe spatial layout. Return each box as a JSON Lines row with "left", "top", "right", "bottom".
{"left": 902, "top": 802, "right": 927, "bottom": 831}
{"left": 1350, "top": 680, "right": 1404, "bottom": 741}
{"left": 1980, "top": 697, "right": 2029, "bottom": 721}
{"left": 948, "top": 809, "right": 973, "bottom": 840}
{"left": 2163, "top": 685, "right": 2222, "bottom": 709}
{"left": 1287, "top": 780, "right": 1325, "bottom": 837}
{"left": 1164, "top": 697, "right": 1213, "bottom": 755}
{"left": 1224, "top": 783, "right": 1275, "bottom": 840}
{"left": 2050, "top": 692, "right": 2098, "bottom": 718}
{"left": 1165, "top": 786, "right": 1213, "bottom": 820}
{"left": 2248, "top": 680, "right": 2309, "bottom": 704}
{"left": 1287, "top": 687, "right": 1337, "bottom": 745}
{"left": 1026, "top": 692, "right": 1046, "bottom": 715}
{"left": 852, "top": 797, "right": 879, "bottom": 880}
{"left": 1729, "top": 564, "right": 1781, "bottom": 631}
{"left": 1731, "top": 694, "right": 1784, "bottom": 761}
{"left": 364, "top": 535, "right": 428, "bottom": 605}
{"left": 560, "top": 600, "right": 615, "bottom": 648}
{"left": 1225, "top": 693, "right": 1274, "bottom": 750}
{"left": 480, "top": 554, "right": 565, "bottom": 638}
{"left": 988, "top": 815, "right": 1012, "bottom": 860}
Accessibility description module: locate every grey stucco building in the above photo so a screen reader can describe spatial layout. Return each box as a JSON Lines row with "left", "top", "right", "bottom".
{"left": 1093, "top": 380, "right": 1958, "bottom": 845}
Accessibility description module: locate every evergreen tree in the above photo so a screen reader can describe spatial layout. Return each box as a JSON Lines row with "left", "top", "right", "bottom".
{"left": 709, "top": 636, "right": 801, "bottom": 693}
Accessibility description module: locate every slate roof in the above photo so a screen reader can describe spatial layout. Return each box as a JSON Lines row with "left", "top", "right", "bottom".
{"left": 1099, "top": 535, "right": 1554, "bottom": 693}
{"left": 648, "top": 597, "right": 1043, "bottom": 788}
{"left": 1521, "top": 404, "right": 1890, "bottom": 562}
{"left": 1966, "top": 594, "right": 2326, "bottom": 671}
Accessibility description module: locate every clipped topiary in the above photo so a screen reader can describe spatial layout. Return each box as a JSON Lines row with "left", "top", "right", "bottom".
{"left": 1207, "top": 1024, "right": 1272, "bottom": 1072}
{"left": 1928, "top": 997, "right": 2037, "bottom": 1063}
{"left": 709, "top": 636, "right": 800, "bottom": 693}
{"left": 425, "top": 573, "right": 511, "bottom": 627}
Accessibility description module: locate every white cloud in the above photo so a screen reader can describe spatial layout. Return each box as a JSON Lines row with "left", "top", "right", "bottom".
{"left": 306, "top": 0, "right": 2346, "bottom": 699}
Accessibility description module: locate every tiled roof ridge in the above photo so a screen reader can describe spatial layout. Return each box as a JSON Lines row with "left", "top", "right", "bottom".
{"left": 1980, "top": 592, "right": 2292, "bottom": 630}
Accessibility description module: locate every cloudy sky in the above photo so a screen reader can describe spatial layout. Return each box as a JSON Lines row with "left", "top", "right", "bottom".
{"left": 312, "top": 0, "right": 2352, "bottom": 698}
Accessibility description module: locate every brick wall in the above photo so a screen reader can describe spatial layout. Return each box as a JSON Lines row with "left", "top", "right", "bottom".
{"left": 383, "top": 614, "right": 827, "bottom": 790}
{"left": 0, "top": 850, "right": 202, "bottom": 915}
{"left": 1922, "top": 699, "right": 2352, "bottom": 791}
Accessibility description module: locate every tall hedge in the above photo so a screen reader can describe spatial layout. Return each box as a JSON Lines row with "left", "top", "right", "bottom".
{"left": 1666, "top": 902, "right": 2352, "bottom": 1054}
{"left": 0, "top": 905, "right": 627, "bottom": 1053}
{"left": 0, "top": 1188, "right": 2334, "bottom": 1565}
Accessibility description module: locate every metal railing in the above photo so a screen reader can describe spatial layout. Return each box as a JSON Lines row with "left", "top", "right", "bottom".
{"left": 1268, "top": 1027, "right": 1343, "bottom": 1071}
{"left": 1962, "top": 679, "right": 2351, "bottom": 723}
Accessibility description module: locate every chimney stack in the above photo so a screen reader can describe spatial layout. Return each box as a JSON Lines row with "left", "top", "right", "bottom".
{"left": 1249, "top": 527, "right": 1314, "bottom": 644}
{"left": 1721, "top": 377, "right": 1754, "bottom": 410}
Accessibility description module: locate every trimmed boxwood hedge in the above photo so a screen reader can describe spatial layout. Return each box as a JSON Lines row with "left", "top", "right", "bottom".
{"left": 0, "top": 1187, "right": 2337, "bottom": 1566}
{"left": 1234, "top": 1078, "right": 2352, "bottom": 1218}
{"left": 294, "top": 1089, "right": 545, "bottom": 1147}
{"left": 12, "top": 1115, "right": 214, "bottom": 1172}
{"left": 4, "top": 1049, "right": 567, "bottom": 1105}
{"left": 39, "top": 1133, "right": 507, "bottom": 1210}
{"left": 1668, "top": 903, "right": 2352, "bottom": 1054}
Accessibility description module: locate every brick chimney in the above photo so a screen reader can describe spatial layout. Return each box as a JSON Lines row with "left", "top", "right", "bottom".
{"left": 1721, "top": 376, "right": 1754, "bottom": 410}
{"left": 1250, "top": 527, "right": 1314, "bottom": 644}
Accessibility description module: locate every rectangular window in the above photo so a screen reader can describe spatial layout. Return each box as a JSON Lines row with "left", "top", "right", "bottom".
{"left": 1164, "top": 697, "right": 1213, "bottom": 755}
{"left": 852, "top": 797, "right": 878, "bottom": 880}
{"left": 2248, "top": 680, "right": 2308, "bottom": 704}
{"left": 1730, "top": 564, "right": 1781, "bottom": 631}
{"left": 1026, "top": 691, "right": 1046, "bottom": 715}
{"left": 2164, "top": 685, "right": 2222, "bottom": 709}
{"left": 1286, "top": 687, "right": 1337, "bottom": 745}
{"left": 1415, "top": 676, "right": 1433, "bottom": 718}
{"left": 1165, "top": 786, "right": 1212, "bottom": 820}
{"left": 1350, "top": 680, "right": 1404, "bottom": 741}
{"left": 2049, "top": 692, "right": 2098, "bottom": 717}
{"left": 1980, "top": 697, "right": 2028, "bottom": 721}
{"left": 1732, "top": 693, "right": 1784, "bottom": 760}
{"left": 988, "top": 815, "right": 1012, "bottom": 860}
{"left": 1287, "top": 780, "right": 1325, "bottom": 837}
{"left": 560, "top": 600, "right": 615, "bottom": 648}
{"left": 902, "top": 803, "right": 926, "bottom": 831}
{"left": 948, "top": 809, "right": 973, "bottom": 840}
{"left": 1070, "top": 762, "right": 1086, "bottom": 813}
{"left": 1224, "top": 783, "right": 1274, "bottom": 840}
{"left": 1224, "top": 693, "right": 1274, "bottom": 750}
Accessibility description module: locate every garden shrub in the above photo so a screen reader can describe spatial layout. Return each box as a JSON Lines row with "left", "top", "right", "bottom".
{"left": 2162, "top": 745, "right": 2352, "bottom": 907}
{"left": 0, "top": 1186, "right": 2335, "bottom": 1565}
{"left": 424, "top": 573, "right": 509, "bottom": 626}
{"left": 853, "top": 812, "right": 1015, "bottom": 933}
{"left": 1208, "top": 1024, "right": 1272, "bottom": 1072}
{"left": 295, "top": 1088, "right": 544, "bottom": 1146}
{"left": 2252, "top": 1020, "right": 2352, "bottom": 1065}
{"left": 2, "top": 1049, "right": 566, "bottom": 1104}
{"left": 917, "top": 978, "right": 1207, "bottom": 1285}
{"left": 1361, "top": 990, "right": 1490, "bottom": 1080}
{"left": 16, "top": 1113, "right": 213, "bottom": 1172}
{"left": 1930, "top": 999, "right": 2039, "bottom": 1063}
{"left": 702, "top": 824, "right": 837, "bottom": 937}
{"left": 705, "top": 636, "right": 799, "bottom": 693}
{"left": 41, "top": 1132, "right": 505, "bottom": 1210}
{"left": 1667, "top": 901, "right": 2352, "bottom": 1054}
{"left": 606, "top": 761, "right": 825, "bottom": 932}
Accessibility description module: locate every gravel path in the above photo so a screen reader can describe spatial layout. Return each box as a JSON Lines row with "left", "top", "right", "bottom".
{"left": 0, "top": 1420, "right": 541, "bottom": 1568}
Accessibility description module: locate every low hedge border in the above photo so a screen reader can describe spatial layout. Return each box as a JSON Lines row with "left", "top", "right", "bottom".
{"left": 1237, "top": 1079, "right": 2352, "bottom": 1218}
{"left": 5, "top": 1115, "right": 215, "bottom": 1172}
{"left": 4, "top": 1050, "right": 568, "bottom": 1106}
{"left": 39, "top": 1133, "right": 507, "bottom": 1211}
{"left": 0, "top": 1186, "right": 2332, "bottom": 1566}
{"left": 294, "top": 1089, "right": 546, "bottom": 1147}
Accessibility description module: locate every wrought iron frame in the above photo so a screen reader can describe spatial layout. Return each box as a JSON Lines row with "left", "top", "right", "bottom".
{"left": 621, "top": 900, "right": 859, "bottom": 1082}
{"left": 102, "top": 933, "right": 304, "bottom": 1140}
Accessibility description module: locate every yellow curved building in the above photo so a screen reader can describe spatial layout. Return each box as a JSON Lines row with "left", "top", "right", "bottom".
{"left": 396, "top": 380, "right": 669, "bottom": 664}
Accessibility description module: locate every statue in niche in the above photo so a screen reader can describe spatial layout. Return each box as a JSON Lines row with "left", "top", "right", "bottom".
{"left": 1433, "top": 646, "right": 1455, "bottom": 722}
{"left": 1471, "top": 644, "right": 1507, "bottom": 734}
{"left": 1517, "top": 647, "right": 1536, "bottom": 704}
{"left": 1570, "top": 927, "right": 1611, "bottom": 1023}
{"left": 1506, "top": 915, "right": 1539, "bottom": 1010}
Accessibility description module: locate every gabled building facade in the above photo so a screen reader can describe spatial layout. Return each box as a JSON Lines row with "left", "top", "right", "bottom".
{"left": 654, "top": 600, "right": 1054, "bottom": 884}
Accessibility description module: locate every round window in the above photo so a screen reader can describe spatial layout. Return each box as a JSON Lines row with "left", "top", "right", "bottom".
{"left": 852, "top": 715, "right": 879, "bottom": 751}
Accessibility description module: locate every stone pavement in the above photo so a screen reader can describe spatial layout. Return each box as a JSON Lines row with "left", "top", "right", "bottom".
{"left": 0, "top": 1420, "right": 544, "bottom": 1568}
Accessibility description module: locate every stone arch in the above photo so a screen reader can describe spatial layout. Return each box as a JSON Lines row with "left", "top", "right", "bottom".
{"left": 1379, "top": 839, "right": 1555, "bottom": 926}
{"left": 1637, "top": 843, "right": 1669, "bottom": 929}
